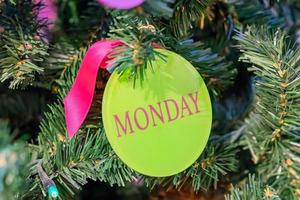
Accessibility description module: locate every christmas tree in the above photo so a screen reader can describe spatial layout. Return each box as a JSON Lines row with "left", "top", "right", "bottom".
{"left": 0, "top": 0, "right": 300, "bottom": 199}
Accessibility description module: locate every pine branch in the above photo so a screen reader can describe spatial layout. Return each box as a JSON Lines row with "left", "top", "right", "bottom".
{"left": 33, "top": 24, "right": 106, "bottom": 91}
{"left": 23, "top": 46, "right": 138, "bottom": 199}
{"left": 36, "top": 43, "right": 79, "bottom": 91}
{"left": 169, "top": 39, "right": 237, "bottom": 96}
{"left": 107, "top": 10, "right": 168, "bottom": 86}
{"left": 235, "top": 26, "right": 300, "bottom": 199}
{"left": 0, "top": 24, "right": 49, "bottom": 89}
{"left": 26, "top": 111, "right": 135, "bottom": 199}
{"left": 170, "top": 0, "right": 217, "bottom": 38}
{"left": 107, "top": 11, "right": 238, "bottom": 93}
{"left": 143, "top": 0, "right": 175, "bottom": 18}
{"left": 231, "top": 0, "right": 284, "bottom": 27}
{"left": 225, "top": 175, "right": 281, "bottom": 200}
{"left": 0, "top": 0, "right": 50, "bottom": 89}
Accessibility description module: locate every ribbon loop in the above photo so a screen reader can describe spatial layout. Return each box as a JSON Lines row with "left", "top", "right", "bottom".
{"left": 64, "top": 40, "right": 123, "bottom": 138}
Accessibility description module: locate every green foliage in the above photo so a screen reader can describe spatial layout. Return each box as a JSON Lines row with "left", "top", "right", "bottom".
{"left": 23, "top": 47, "right": 136, "bottom": 199}
{"left": 26, "top": 108, "right": 135, "bottom": 199}
{"left": 226, "top": 175, "right": 281, "bottom": 200}
{"left": 108, "top": 11, "right": 167, "bottom": 86}
{"left": 170, "top": 0, "right": 215, "bottom": 38}
{"left": 235, "top": 26, "right": 300, "bottom": 199}
{"left": 169, "top": 39, "right": 236, "bottom": 96}
{"left": 231, "top": 0, "right": 284, "bottom": 27}
{"left": 0, "top": 0, "right": 49, "bottom": 88}
{"left": 0, "top": 25, "right": 49, "bottom": 88}
{"left": 143, "top": 0, "right": 175, "bottom": 18}
{"left": 1, "top": 0, "right": 300, "bottom": 199}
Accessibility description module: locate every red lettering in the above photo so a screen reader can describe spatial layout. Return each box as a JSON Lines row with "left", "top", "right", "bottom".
{"left": 149, "top": 102, "right": 165, "bottom": 126}
{"left": 189, "top": 91, "right": 200, "bottom": 113}
{"left": 181, "top": 95, "right": 193, "bottom": 118}
{"left": 134, "top": 107, "right": 149, "bottom": 130}
{"left": 164, "top": 99, "right": 179, "bottom": 122}
{"left": 114, "top": 111, "right": 134, "bottom": 137}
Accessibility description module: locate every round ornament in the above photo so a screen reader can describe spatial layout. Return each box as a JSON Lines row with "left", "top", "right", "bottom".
{"left": 97, "top": 0, "right": 144, "bottom": 9}
{"left": 102, "top": 49, "right": 212, "bottom": 177}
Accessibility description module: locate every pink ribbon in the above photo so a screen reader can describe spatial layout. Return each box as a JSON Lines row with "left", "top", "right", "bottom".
{"left": 64, "top": 40, "right": 123, "bottom": 138}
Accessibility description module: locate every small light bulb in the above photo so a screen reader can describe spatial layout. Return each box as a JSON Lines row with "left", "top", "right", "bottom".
{"left": 48, "top": 185, "right": 59, "bottom": 198}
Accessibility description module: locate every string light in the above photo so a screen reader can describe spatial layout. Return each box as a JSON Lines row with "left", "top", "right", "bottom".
{"left": 37, "top": 160, "right": 59, "bottom": 198}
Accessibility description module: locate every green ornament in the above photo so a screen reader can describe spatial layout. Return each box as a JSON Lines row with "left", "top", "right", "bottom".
{"left": 102, "top": 49, "right": 212, "bottom": 177}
